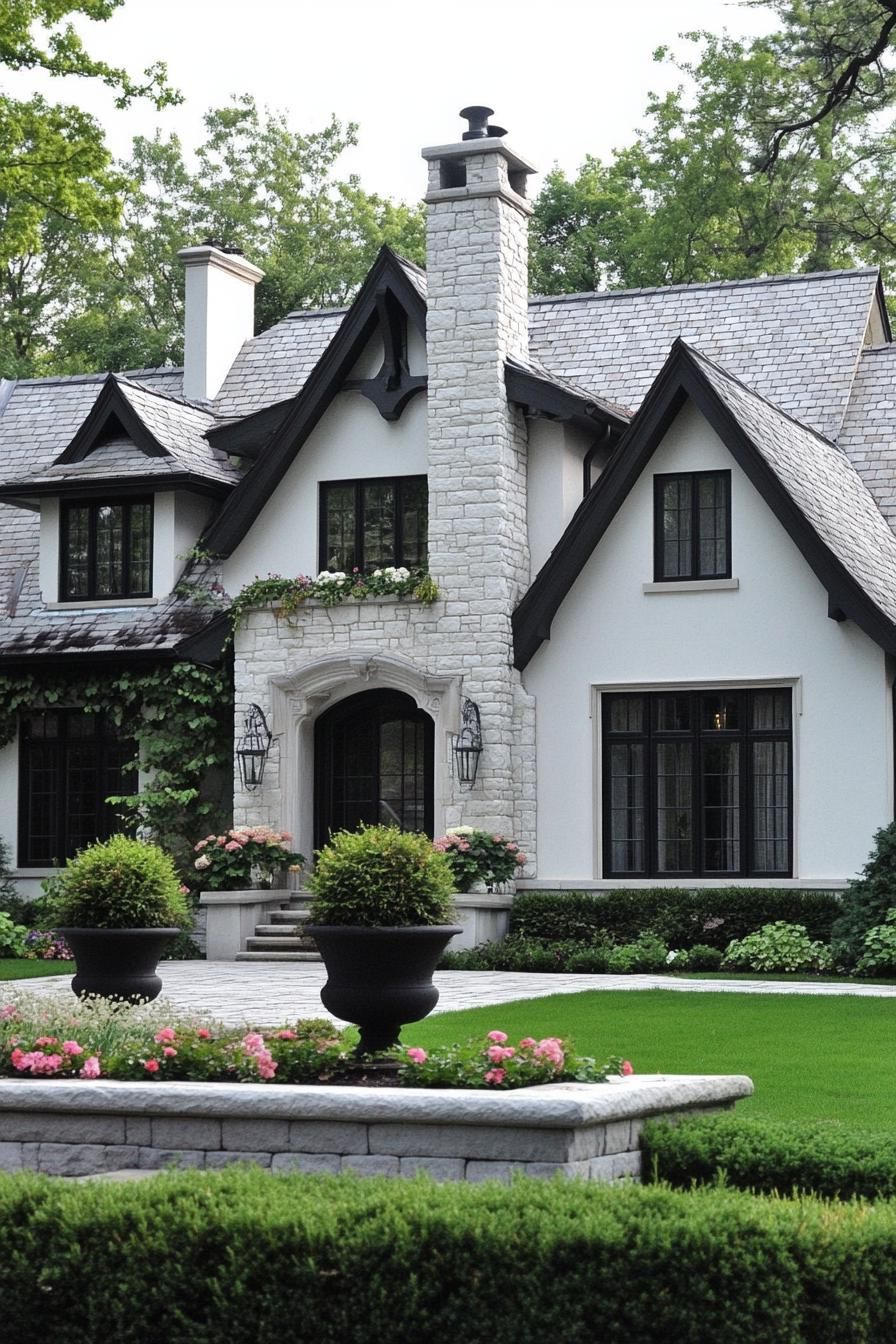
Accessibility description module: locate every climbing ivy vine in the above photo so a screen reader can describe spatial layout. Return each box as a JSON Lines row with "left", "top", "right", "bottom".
{"left": 0, "top": 661, "right": 233, "bottom": 871}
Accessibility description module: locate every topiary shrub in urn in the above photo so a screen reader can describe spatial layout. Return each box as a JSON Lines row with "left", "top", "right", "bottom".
{"left": 46, "top": 834, "right": 191, "bottom": 1003}
{"left": 306, "top": 824, "right": 461, "bottom": 1054}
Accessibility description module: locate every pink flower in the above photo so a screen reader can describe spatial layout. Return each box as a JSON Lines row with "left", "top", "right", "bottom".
{"left": 16, "top": 1051, "right": 63, "bottom": 1075}
{"left": 144, "top": 1059, "right": 160, "bottom": 1074}
{"left": 163, "top": 1046, "right": 177, "bottom": 1058}
{"left": 534, "top": 1037, "right": 565, "bottom": 1069}
{"left": 0, "top": 1005, "right": 18, "bottom": 1020}
{"left": 519, "top": 1037, "right": 536, "bottom": 1049}
{"left": 154, "top": 1027, "right": 176, "bottom": 1044}
{"left": 197, "top": 1028, "right": 211, "bottom": 1040}
{"left": 80, "top": 1056, "right": 101, "bottom": 1079}
{"left": 194, "top": 839, "right": 208, "bottom": 851}
{"left": 224, "top": 841, "right": 242, "bottom": 852}
{"left": 242, "top": 1032, "right": 265, "bottom": 1054}
{"left": 487, "top": 1031, "right": 508, "bottom": 1044}
{"left": 515, "top": 853, "right": 527, "bottom": 866}
{"left": 61, "top": 1040, "right": 83, "bottom": 1056}
{"left": 621, "top": 1060, "right": 634, "bottom": 1076}
{"left": 406, "top": 1047, "right": 427, "bottom": 1064}
{"left": 484, "top": 1068, "right": 506, "bottom": 1085}
{"left": 254, "top": 1049, "right": 277, "bottom": 1079}
{"left": 275, "top": 1030, "right": 297, "bottom": 1040}
{"left": 34, "top": 1036, "right": 57, "bottom": 1047}
{"left": 487, "top": 1045, "right": 515, "bottom": 1063}
{"left": 194, "top": 854, "right": 211, "bottom": 870}
{"left": 10, "top": 1048, "right": 24, "bottom": 1069}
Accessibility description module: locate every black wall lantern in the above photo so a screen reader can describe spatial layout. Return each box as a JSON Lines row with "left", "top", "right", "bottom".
{"left": 452, "top": 698, "right": 482, "bottom": 790}
{"left": 236, "top": 703, "right": 272, "bottom": 792}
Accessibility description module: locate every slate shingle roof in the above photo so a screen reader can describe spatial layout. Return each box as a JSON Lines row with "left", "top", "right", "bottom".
{"left": 688, "top": 344, "right": 896, "bottom": 629}
{"left": 213, "top": 308, "right": 347, "bottom": 418}
{"left": 836, "top": 344, "right": 896, "bottom": 531}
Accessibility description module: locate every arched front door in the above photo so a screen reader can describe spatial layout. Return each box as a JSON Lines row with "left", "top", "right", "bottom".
{"left": 314, "top": 689, "right": 434, "bottom": 849}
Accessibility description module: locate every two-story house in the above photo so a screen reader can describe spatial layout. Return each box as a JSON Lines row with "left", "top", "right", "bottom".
{"left": 2, "top": 107, "right": 896, "bottom": 899}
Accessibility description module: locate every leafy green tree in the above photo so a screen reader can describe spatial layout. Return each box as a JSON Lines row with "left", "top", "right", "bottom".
{"left": 531, "top": 2, "right": 896, "bottom": 296}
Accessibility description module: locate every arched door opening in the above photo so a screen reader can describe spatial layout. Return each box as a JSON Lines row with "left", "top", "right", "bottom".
{"left": 314, "top": 689, "right": 434, "bottom": 850}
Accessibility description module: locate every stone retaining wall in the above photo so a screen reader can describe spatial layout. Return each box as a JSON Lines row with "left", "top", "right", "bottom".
{"left": 0, "top": 1073, "right": 751, "bottom": 1182}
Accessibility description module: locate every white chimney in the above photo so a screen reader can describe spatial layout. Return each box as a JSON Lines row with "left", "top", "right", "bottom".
{"left": 177, "top": 244, "right": 264, "bottom": 402}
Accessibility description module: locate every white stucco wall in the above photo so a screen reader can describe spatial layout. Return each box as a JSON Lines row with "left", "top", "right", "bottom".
{"left": 524, "top": 399, "right": 892, "bottom": 886}
{"left": 222, "top": 389, "right": 429, "bottom": 591}
{"left": 527, "top": 420, "right": 592, "bottom": 577}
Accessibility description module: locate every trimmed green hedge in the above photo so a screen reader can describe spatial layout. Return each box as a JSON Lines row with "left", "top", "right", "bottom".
{"left": 3, "top": 1169, "right": 896, "bottom": 1342}
{"left": 643, "top": 1113, "right": 896, "bottom": 1200}
{"left": 510, "top": 887, "right": 842, "bottom": 950}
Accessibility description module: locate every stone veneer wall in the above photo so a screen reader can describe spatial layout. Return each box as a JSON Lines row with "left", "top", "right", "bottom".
{"left": 231, "top": 135, "right": 540, "bottom": 869}
{"left": 0, "top": 1074, "right": 752, "bottom": 1181}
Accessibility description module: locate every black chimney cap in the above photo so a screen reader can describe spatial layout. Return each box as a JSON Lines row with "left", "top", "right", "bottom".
{"left": 460, "top": 106, "right": 507, "bottom": 140}
{"left": 201, "top": 237, "right": 245, "bottom": 256}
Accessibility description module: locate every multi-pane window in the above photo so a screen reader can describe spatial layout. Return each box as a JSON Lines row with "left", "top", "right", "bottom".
{"left": 602, "top": 688, "right": 792, "bottom": 878}
{"left": 319, "top": 477, "right": 427, "bottom": 573}
{"left": 60, "top": 499, "right": 153, "bottom": 600}
{"left": 654, "top": 471, "right": 731, "bottom": 580}
{"left": 18, "top": 711, "right": 135, "bottom": 867}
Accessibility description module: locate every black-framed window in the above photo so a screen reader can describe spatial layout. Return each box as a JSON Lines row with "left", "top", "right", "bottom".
{"left": 319, "top": 476, "right": 427, "bottom": 573}
{"left": 602, "top": 688, "right": 792, "bottom": 878}
{"left": 654, "top": 471, "right": 731, "bottom": 581}
{"left": 60, "top": 498, "right": 153, "bottom": 600}
{"left": 18, "top": 710, "right": 135, "bottom": 867}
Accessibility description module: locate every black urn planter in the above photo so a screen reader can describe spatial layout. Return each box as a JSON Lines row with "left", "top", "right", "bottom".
{"left": 58, "top": 928, "right": 180, "bottom": 1004}
{"left": 306, "top": 924, "right": 462, "bottom": 1055}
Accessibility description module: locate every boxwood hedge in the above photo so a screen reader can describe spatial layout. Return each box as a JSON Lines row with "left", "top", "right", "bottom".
{"left": 510, "top": 887, "right": 842, "bottom": 950}
{"left": 3, "top": 1168, "right": 896, "bottom": 1343}
{"left": 643, "top": 1113, "right": 896, "bottom": 1201}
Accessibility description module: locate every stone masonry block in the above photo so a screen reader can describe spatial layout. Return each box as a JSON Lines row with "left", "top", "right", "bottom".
{"left": 138, "top": 1149, "right": 207, "bottom": 1171}
{"left": 206, "top": 1151, "right": 273, "bottom": 1170}
{"left": 397, "top": 1156, "right": 466, "bottom": 1182}
{"left": 600, "top": 1121, "right": 636, "bottom": 1156}
{"left": 151, "top": 1117, "right": 221, "bottom": 1151}
{"left": 37, "top": 1144, "right": 137, "bottom": 1177}
{"left": 272, "top": 1152, "right": 340, "bottom": 1175}
{"left": 288, "top": 1121, "right": 368, "bottom": 1154}
{"left": 221, "top": 1118, "right": 290, "bottom": 1152}
{"left": 1, "top": 1113, "right": 126, "bottom": 1144}
{"left": 126, "top": 1117, "right": 152, "bottom": 1145}
{"left": 588, "top": 1151, "right": 643, "bottom": 1183}
{"left": 0, "top": 1142, "right": 23, "bottom": 1172}
{"left": 464, "top": 1161, "right": 527, "bottom": 1184}
{"left": 341, "top": 1155, "right": 400, "bottom": 1178}
{"left": 368, "top": 1122, "right": 572, "bottom": 1163}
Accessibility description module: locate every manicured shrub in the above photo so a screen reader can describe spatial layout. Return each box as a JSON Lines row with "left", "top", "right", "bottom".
{"left": 3, "top": 1170, "right": 896, "bottom": 1343}
{"left": 722, "top": 922, "right": 832, "bottom": 974}
{"left": 672, "top": 943, "right": 724, "bottom": 971}
{"left": 44, "top": 835, "right": 191, "bottom": 930}
{"left": 644, "top": 1113, "right": 896, "bottom": 1201}
{"left": 510, "top": 887, "right": 841, "bottom": 950}
{"left": 439, "top": 935, "right": 579, "bottom": 973}
{"left": 308, "top": 824, "right": 456, "bottom": 926}
{"left": 0, "top": 912, "right": 26, "bottom": 957}
{"left": 605, "top": 933, "right": 669, "bottom": 974}
{"left": 855, "top": 909, "right": 896, "bottom": 976}
{"left": 832, "top": 822, "right": 896, "bottom": 968}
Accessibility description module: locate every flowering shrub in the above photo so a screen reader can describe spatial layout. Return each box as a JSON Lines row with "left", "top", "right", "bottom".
{"left": 193, "top": 825, "right": 305, "bottom": 891}
{"left": 0, "top": 911, "right": 27, "bottom": 957}
{"left": 722, "top": 922, "right": 833, "bottom": 974}
{"left": 855, "top": 910, "right": 896, "bottom": 976}
{"left": 229, "top": 567, "right": 439, "bottom": 628}
{"left": 398, "top": 1029, "right": 630, "bottom": 1089}
{"left": 433, "top": 827, "right": 526, "bottom": 891}
{"left": 23, "top": 930, "right": 73, "bottom": 961}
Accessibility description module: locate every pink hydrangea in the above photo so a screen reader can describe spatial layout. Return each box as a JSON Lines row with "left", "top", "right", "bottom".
{"left": 406, "top": 1047, "right": 427, "bottom": 1064}
{"left": 487, "top": 1031, "right": 508, "bottom": 1044}
{"left": 484, "top": 1068, "right": 506, "bottom": 1085}
{"left": 242, "top": 1032, "right": 266, "bottom": 1054}
{"left": 0, "top": 1004, "right": 18, "bottom": 1020}
{"left": 14, "top": 1050, "right": 63, "bottom": 1075}
{"left": 154, "top": 1027, "right": 176, "bottom": 1044}
{"left": 80, "top": 1056, "right": 101, "bottom": 1079}
{"left": 163, "top": 1046, "right": 177, "bottom": 1058}
{"left": 519, "top": 1037, "right": 536, "bottom": 1049}
{"left": 224, "top": 841, "right": 242, "bottom": 852}
{"left": 61, "top": 1040, "right": 83, "bottom": 1056}
{"left": 621, "top": 1060, "right": 634, "bottom": 1076}
{"left": 254, "top": 1049, "right": 277, "bottom": 1080}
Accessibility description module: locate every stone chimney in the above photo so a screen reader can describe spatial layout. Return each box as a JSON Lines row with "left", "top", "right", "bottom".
{"left": 177, "top": 243, "right": 264, "bottom": 402}
{"left": 422, "top": 108, "right": 537, "bottom": 844}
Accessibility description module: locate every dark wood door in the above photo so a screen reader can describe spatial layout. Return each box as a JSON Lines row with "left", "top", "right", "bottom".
{"left": 314, "top": 689, "right": 434, "bottom": 849}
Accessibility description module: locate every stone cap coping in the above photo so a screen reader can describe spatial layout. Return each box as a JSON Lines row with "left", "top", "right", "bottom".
{"left": 0, "top": 1074, "right": 752, "bottom": 1128}
{"left": 199, "top": 889, "right": 289, "bottom": 906}
{"left": 452, "top": 892, "right": 514, "bottom": 909}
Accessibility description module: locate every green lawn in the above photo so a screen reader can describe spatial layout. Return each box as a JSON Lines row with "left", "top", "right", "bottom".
{"left": 0, "top": 959, "right": 74, "bottom": 981}
{"left": 408, "top": 990, "right": 896, "bottom": 1134}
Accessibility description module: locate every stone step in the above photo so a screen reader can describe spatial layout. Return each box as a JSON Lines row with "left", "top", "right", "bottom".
{"left": 267, "top": 909, "right": 311, "bottom": 925}
{"left": 253, "top": 926, "right": 318, "bottom": 945}
{"left": 234, "top": 950, "right": 322, "bottom": 962}
{"left": 245, "top": 934, "right": 313, "bottom": 951}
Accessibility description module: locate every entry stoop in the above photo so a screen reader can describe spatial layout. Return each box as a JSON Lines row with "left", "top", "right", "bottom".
{"left": 235, "top": 896, "right": 321, "bottom": 962}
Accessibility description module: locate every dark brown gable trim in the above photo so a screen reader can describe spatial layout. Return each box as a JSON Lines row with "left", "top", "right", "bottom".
{"left": 512, "top": 340, "right": 896, "bottom": 670}
{"left": 54, "top": 375, "right": 170, "bottom": 465}
{"left": 203, "top": 247, "right": 428, "bottom": 558}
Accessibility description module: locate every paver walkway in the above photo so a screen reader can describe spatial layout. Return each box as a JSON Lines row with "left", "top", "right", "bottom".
{"left": 9, "top": 962, "right": 896, "bottom": 1026}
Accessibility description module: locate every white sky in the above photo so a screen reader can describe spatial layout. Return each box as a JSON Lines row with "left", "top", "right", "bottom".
{"left": 11, "top": 0, "right": 775, "bottom": 200}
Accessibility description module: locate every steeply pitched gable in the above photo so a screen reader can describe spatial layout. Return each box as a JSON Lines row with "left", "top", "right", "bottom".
{"left": 513, "top": 340, "right": 896, "bottom": 669}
